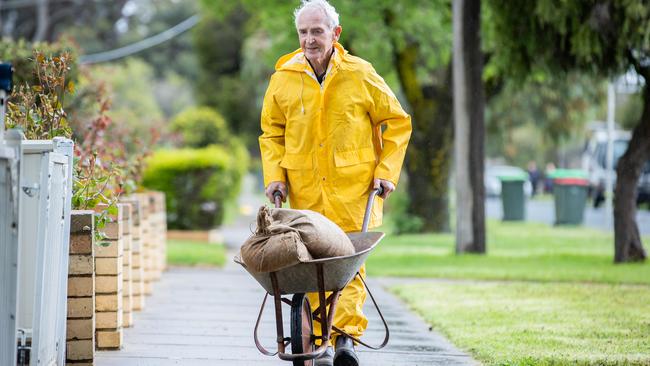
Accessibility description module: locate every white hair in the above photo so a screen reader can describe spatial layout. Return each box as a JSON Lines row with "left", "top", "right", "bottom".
{"left": 294, "top": 0, "right": 340, "bottom": 30}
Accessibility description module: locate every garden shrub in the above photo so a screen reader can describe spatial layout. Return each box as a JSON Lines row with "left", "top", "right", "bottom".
{"left": 142, "top": 140, "right": 249, "bottom": 229}
{"left": 0, "top": 39, "right": 78, "bottom": 86}
{"left": 169, "top": 106, "right": 230, "bottom": 148}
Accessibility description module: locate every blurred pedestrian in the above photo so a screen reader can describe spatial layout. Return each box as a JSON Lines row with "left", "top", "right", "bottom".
{"left": 544, "top": 162, "right": 556, "bottom": 194}
{"left": 527, "top": 161, "right": 540, "bottom": 196}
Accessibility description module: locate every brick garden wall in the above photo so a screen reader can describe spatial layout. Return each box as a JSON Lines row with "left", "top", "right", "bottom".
{"left": 66, "top": 192, "right": 167, "bottom": 365}
{"left": 66, "top": 210, "right": 95, "bottom": 365}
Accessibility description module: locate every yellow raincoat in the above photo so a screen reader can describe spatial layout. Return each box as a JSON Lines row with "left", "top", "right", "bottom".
{"left": 260, "top": 43, "right": 411, "bottom": 232}
{"left": 259, "top": 43, "right": 411, "bottom": 343}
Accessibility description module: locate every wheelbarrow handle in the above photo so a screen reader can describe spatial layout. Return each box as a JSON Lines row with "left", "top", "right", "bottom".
{"left": 361, "top": 187, "right": 384, "bottom": 233}
{"left": 273, "top": 190, "right": 283, "bottom": 208}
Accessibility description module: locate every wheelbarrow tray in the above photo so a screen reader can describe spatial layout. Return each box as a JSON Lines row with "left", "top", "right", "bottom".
{"left": 235, "top": 231, "right": 384, "bottom": 295}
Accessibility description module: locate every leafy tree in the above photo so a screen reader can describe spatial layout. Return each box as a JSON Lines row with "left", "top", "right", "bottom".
{"left": 81, "top": 58, "right": 165, "bottom": 141}
{"left": 112, "top": 0, "right": 201, "bottom": 82}
{"left": 487, "top": 0, "right": 649, "bottom": 262}
{"left": 617, "top": 92, "right": 644, "bottom": 131}
{"left": 0, "top": 0, "right": 128, "bottom": 43}
{"left": 379, "top": 1, "right": 455, "bottom": 232}
{"left": 192, "top": 4, "right": 261, "bottom": 146}
{"left": 486, "top": 73, "right": 606, "bottom": 166}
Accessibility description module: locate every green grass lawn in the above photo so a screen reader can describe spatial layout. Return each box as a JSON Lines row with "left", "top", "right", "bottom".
{"left": 367, "top": 220, "right": 650, "bottom": 284}
{"left": 166, "top": 239, "right": 226, "bottom": 267}
{"left": 367, "top": 220, "right": 650, "bottom": 365}
{"left": 393, "top": 281, "right": 650, "bottom": 365}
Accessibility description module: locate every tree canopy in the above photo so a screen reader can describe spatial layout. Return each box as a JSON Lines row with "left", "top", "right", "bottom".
{"left": 487, "top": 0, "right": 650, "bottom": 262}
{"left": 486, "top": 1, "right": 650, "bottom": 80}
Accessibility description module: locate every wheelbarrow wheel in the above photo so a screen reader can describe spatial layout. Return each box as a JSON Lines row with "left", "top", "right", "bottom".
{"left": 290, "top": 293, "right": 314, "bottom": 366}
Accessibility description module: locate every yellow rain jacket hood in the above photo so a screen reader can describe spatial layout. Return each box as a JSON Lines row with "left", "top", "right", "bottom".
{"left": 259, "top": 43, "right": 411, "bottom": 232}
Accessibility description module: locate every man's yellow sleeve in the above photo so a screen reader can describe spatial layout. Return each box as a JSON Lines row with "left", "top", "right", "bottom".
{"left": 259, "top": 75, "right": 287, "bottom": 187}
{"left": 366, "top": 69, "right": 412, "bottom": 186}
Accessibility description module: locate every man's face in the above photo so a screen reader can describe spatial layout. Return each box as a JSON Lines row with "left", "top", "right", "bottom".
{"left": 297, "top": 8, "right": 341, "bottom": 65}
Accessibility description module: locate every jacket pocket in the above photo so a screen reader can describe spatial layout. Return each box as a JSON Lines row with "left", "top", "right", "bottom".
{"left": 280, "top": 153, "right": 313, "bottom": 170}
{"left": 334, "top": 147, "right": 376, "bottom": 168}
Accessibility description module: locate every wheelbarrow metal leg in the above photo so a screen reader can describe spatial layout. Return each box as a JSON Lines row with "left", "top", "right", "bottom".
{"left": 270, "top": 271, "right": 286, "bottom": 354}
{"left": 330, "top": 272, "right": 390, "bottom": 350}
{"left": 316, "top": 263, "right": 329, "bottom": 346}
{"left": 253, "top": 293, "right": 277, "bottom": 356}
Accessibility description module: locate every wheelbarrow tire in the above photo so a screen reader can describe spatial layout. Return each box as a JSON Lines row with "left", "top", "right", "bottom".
{"left": 290, "top": 293, "right": 314, "bottom": 366}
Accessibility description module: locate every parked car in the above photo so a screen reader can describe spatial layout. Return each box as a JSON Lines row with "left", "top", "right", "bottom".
{"left": 485, "top": 165, "right": 532, "bottom": 198}
{"left": 582, "top": 128, "right": 650, "bottom": 207}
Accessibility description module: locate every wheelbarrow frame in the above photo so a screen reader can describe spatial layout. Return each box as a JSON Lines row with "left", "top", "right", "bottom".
{"left": 236, "top": 188, "right": 390, "bottom": 364}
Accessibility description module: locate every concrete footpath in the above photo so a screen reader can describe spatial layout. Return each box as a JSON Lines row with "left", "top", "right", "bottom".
{"left": 95, "top": 263, "right": 475, "bottom": 366}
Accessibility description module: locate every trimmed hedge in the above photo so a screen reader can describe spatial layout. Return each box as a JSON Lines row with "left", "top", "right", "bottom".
{"left": 142, "top": 141, "right": 248, "bottom": 229}
{"left": 169, "top": 107, "right": 230, "bottom": 148}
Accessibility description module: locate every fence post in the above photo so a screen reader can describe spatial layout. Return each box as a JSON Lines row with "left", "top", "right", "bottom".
{"left": 16, "top": 138, "right": 73, "bottom": 365}
{"left": 53, "top": 137, "right": 74, "bottom": 365}
{"left": 0, "top": 130, "right": 22, "bottom": 366}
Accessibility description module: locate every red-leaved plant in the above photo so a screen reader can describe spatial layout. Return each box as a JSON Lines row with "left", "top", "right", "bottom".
{"left": 6, "top": 49, "right": 157, "bottom": 243}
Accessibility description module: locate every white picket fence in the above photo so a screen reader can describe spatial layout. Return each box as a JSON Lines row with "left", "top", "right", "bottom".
{"left": 1, "top": 132, "right": 73, "bottom": 366}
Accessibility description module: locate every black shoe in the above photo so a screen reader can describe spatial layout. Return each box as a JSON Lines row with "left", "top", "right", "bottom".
{"left": 334, "top": 336, "right": 359, "bottom": 366}
{"left": 314, "top": 346, "right": 334, "bottom": 366}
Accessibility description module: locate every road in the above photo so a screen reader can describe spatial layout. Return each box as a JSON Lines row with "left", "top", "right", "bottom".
{"left": 486, "top": 197, "right": 650, "bottom": 235}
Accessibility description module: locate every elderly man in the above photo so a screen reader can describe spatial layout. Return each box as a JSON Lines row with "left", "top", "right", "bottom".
{"left": 259, "top": 1, "right": 411, "bottom": 365}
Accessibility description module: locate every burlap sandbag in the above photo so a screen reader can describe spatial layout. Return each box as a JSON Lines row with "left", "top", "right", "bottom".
{"left": 269, "top": 207, "right": 355, "bottom": 258}
{"left": 240, "top": 206, "right": 355, "bottom": 272}
{"left": 240, "top": 206, "right": 312, "bottom": 272}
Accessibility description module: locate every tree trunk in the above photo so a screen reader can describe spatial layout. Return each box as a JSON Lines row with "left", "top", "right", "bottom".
{"left": 613, "top": 79, "right": 649, "bottom": 263}
{"left": 404, "top": 68, "right": 453, "bottom": 232}
{"left": 453, "top": 0, "right": 485, "bottom": 253}
{"left": 383, "top": 10, "right": 454, "bottom": 232}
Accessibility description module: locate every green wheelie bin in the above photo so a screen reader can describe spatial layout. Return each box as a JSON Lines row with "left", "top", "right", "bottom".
{"left": 551, "top": 169, "right": 589, "bottom": 225}
{"left": 499, "top": 172, "right": 527, "bottom": 221}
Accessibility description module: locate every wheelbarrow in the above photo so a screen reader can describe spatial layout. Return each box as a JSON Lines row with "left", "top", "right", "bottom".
{"left": 235, "top": 188, "right": 390, "bottom": 365}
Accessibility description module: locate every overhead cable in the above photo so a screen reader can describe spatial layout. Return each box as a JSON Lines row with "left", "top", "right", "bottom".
{"left": 0, "top": 0, "right": 102, "bottom": 10}
{"left": 79, "top": 14, "right": 200, "bottom": 65}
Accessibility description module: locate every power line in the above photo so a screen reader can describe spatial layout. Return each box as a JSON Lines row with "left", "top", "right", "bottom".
{"left": 0, "top": 0, "right": 102, "bottom": 10}
{"left": 79, "top": 14, "right": 200, "bottom": 65}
